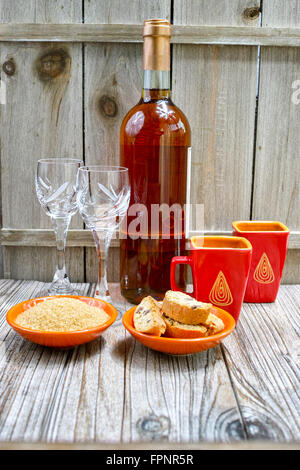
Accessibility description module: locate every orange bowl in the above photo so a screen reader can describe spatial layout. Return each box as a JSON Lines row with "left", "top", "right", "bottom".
{"left": 6, "top": 295, "right": 118, "bottom": 348}
{"left": 122, "top": 306, "right": 235, "bottom": 355}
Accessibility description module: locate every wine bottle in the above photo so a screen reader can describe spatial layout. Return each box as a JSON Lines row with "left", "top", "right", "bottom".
{"left": 120, "top": 19, "right": 191, "bottom": 304}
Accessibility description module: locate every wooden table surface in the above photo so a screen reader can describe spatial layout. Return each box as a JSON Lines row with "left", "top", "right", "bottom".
{"left": 0, "top": 279, "right": 299, "bottom": 446}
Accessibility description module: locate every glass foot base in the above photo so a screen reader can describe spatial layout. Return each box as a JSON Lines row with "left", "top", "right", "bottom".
{"left": 94, "top": 293, "right": 112, "bottom": 303}
{"left": 47, "top": 279, "right": 78, "bottom": 296}
{"left": 94, "top": 285, "right": 111, "bottom": 303}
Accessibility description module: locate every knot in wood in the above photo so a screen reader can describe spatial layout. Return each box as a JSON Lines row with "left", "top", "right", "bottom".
{"left": 215, "top": 409, "right": 246, "bottom": 440}
{"left": 36, "top": 49, "right": 69, "bottom": 81}
{"left": 243, "top": 7, "right": 260, "bottom": 21}
{"left": 3, "top": 59, "right": 16, "bottom": 76}
{"left": 137, "top": 414, "right": 170, "bottom": 440}
{"left": 216, "top": 407, "right": 290, "bottom": 441}
{"left": 99, "top": 95, "right": 118, "bottom": 118}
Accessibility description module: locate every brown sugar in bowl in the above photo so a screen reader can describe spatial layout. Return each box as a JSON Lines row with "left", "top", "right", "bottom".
{"left": 6, "top": 295, "right": 118, "bottom": 348}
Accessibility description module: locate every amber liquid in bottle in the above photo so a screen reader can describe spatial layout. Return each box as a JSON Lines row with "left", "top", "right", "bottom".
{"left": 120, "top": 20, "right": 191, "bottom": 304}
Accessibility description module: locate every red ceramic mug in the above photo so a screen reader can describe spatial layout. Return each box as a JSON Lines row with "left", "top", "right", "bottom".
{"left": 170, "top": 236, "right": 252, "bottom": 322}
{"left": 232, "top": 221, "right": 289, "bottom": 302}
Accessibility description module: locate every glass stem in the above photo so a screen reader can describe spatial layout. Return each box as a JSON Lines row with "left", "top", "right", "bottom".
{"left": 51, "top": 216, "right": 71, "bottom": 282}
{"left": 93, "top": 229, "right": 114, "bottom": 299}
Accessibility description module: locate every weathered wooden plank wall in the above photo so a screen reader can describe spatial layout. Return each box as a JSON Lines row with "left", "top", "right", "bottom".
{"left": 0, "top": 0, "right": 299, "bottom": 283}
{"left": 83, "top": 0, "right": 171, "bottom": 284}
{"left": 252, "top": 0, "right": 300, "bottom": 282}
{"left": 0, "top": 0, "right": 84, "bottom": 281}
{"left": 173, "top": 0, "right": 259, "bottom": 230}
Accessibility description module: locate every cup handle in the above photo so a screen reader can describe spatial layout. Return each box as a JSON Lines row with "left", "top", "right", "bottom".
{"left": 170, "top": 256, "right": 194, "bottom": 296}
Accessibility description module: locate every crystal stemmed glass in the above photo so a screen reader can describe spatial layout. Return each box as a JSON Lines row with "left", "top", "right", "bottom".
{"left": 76, "top": 166, "right": 130, "bottom": 300}
{"left": 35, "top": 158, "right": 83, "bottom": 295}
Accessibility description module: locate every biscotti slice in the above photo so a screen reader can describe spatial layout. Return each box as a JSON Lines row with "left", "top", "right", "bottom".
{"left": 164, "top": 315, "right": 208, "bottom": 339}
{"left": 133, "top": 296, "right": 166, "bottom": 336}
{"left": 205, "top": 312, "right": 224, "bottom": 335}
{"left": 162, "top": 290, "right": 212, "bottom": 325}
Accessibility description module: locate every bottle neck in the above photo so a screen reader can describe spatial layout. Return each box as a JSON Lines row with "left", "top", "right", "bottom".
{"left": 142, "top": 29, "right": 171, "bottom": 102}
{"left": 142, "top": 70, "right": 171, "bottom": 102}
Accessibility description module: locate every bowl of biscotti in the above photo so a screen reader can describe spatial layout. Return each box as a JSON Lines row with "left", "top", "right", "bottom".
{"left": 122, "top": 290, "right": 235, "bottom": 355}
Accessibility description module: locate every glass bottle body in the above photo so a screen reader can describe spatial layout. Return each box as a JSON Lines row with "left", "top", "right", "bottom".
{"left": 120, "top": 75, "right": 191, "bottom": 303}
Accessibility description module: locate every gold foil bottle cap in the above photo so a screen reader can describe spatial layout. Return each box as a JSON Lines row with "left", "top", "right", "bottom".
{"left": 143, "top": 19, "right": 171, "bottom": 37}
{"left": 143, "top": 19, "right": 171, "bottom": 71}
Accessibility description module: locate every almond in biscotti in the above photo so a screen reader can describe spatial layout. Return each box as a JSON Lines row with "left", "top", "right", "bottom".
{"left": 133, "top": 296, "right": 166, "bottom": 336}
{"left": 162, "top": 290, "right": 212, "bottom": 325}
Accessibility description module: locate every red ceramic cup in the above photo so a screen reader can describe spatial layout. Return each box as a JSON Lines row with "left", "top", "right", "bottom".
{"left": 232, "top": 221, "right": 289, "bottom": 303}
{"left": 170, "top": 236, "right": 252, "bottom": 322}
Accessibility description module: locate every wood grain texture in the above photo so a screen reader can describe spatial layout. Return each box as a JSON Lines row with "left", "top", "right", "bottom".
{"left": 0, "top": 0, "right": 84, "bottom": 282}
{"left": 173, "top": 0, "right": 261, "bottom": 27}
{"left": 0, "top": 228, "right": 298, "bottom": 284}
{"left": 2, "top": 247, "right": 84, "bottom": 282}
{"left": 83, "top": 0, "right": 170, "bottom": 166}
{"left": 222, "top": 285, "right": 300, "bottom": 440}
{"left": 83, "top": 0, "right": 171, "bottom": 285}
{"left": 2, "top": 23, "right": 300, "bottom": 47}
{"left": 0, "top": 280, "right": 299, "bottom": 444}
{"left": 252, "top": 1, "right": 300, "bottom": 232}
{"left": 172, "top": 0, "right": 259, "bottom": 231}
{"left": 0, "top": 0, "right": 299, "bottom": 284}
{"left": 84, "top": 0, "right": 170, "bottom": 25}
{"left": 0, "top": 280, "right": 241, "bottom": 443}
{"left": 1, "top": 441, "right": 300, "bottom": 450}
{"left": 281, "top": 249, "right": 300, "bottom": 284}
{"left": 0, "top": 0, "right": 79, "bottom": 23}
{"left": 2, "top": 228, "right": 300, "bottom": 248}
{"left": 120, "top": 341, "right": 242, "bottom": 442}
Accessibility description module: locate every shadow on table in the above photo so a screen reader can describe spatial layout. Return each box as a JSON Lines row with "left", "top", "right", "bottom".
{"left": 109, "top": 335, "right": 222, "bottom": 370}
